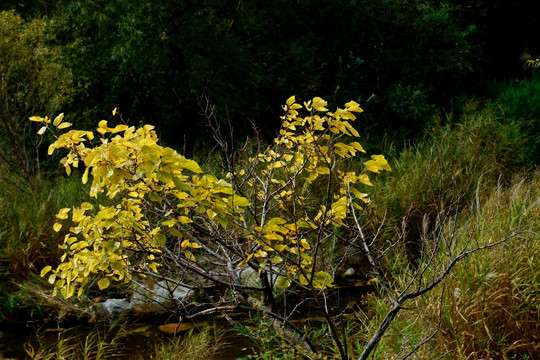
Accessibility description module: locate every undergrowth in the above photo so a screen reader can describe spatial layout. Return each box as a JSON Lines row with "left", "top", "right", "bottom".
{"left": 0, "top": 93, "right": 538, "bottom": 359}
{"left": 0, "top": 169, "right": 92, "bottom": 320}
{"left": 340, "top": 99, "right": 540, "bottom": 359}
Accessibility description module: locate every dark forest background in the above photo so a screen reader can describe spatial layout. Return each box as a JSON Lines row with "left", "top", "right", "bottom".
{"left": 2, "top": 0, "right": 540, "bottom": 150}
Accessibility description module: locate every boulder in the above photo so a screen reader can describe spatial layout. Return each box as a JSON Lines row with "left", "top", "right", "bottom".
{"left": 90, "top": 298, "right": 131, "bottom": 317}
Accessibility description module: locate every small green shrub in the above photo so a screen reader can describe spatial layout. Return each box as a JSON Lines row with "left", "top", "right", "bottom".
{"left": 497, "top": 78, "right": 540, "bottom": 120}
{"left": 495, "top": 78, "right": 540, "bottom": 163}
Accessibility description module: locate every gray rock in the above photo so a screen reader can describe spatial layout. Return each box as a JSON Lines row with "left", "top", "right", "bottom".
{"left": 91, "top": 298, "right": 131, "bottom": 316}
{"left": 342, "top": 267, "right": 355, "bottom": 277}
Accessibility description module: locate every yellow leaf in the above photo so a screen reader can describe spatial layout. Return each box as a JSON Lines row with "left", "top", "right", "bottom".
{"left": 82, "top": 167, "right": 89, "bottom": 184}
{"left": 111, "top": 124, "right": 128, "bottom": 133}
{"left": 177, "top": 157, "right": 202, "bottom": 173}
{"left": 56, "top": 208, "right": 71, "bottom": 220}
{"left": 162, "top": 219, "right": 177, "bottom": 227}
{"left": 255, "top": 250, "right": 268, "bottom": 258}
{"left": 29, "top": 116, "right": 44, "bottom": 122}
{"left": 37, "top": 126, "right": 47, "bottom": 135}
{"left": 274, "top": 244, "right": 288, "bottom": 251}
{"left": 364, "top": 160, "right": 383, "bottom": 173}
{"left": 312, "top": 271, "right": 334, "bottom": 289}
{"left": 335, "top": 142, "right": 355, "bottom": 157}
{"left": 205, "top": 209, "right": 215, "bottom": 220}
{"left": 149, "top": 262, "right": 159, "bottom": 273}
{"left": 62, "top": 285, "right": 75, "bottom": 298}
{"left": 349, "top": 142, "right": 365, "bottom": 153}
{"left": 80, "top": 202, "right": 93, "bottom": 210}
{"left": 357, "top": 174, "right": 373, "bottom": 186}
{"left": 312, "top": 97, "right": 328, "bottom": 112}
{"left": 97, "top": 278, "right": 110, "bottom": 290}
{"left": 232, "top": 195, "right": 251, "bottom": 207}
{"left": 372, "top": 154, "right": 391, "bottom": 171}
{"left": 275, "top": 276, "right": 292, "bottom": 289}
{"left": 40, "top": 266, "right": 52, "bottom": 277}
{"left": 316, "top": 166, "right": 330, "bottom": 175}
{"left": 53, "top": 223, "right": 62, "bottom": 232}
{"left": 331, "top": 197, "right": 348, "bottom": 218}
{"left": 264, "top": 232, "right": 282, "bottom": 241}
{"left": 53, "top": 113, "right": 65, "bottom": 126}
{"left": 184, "top": 251, "right": 196, "bottom": 262}
{"left": 214, "top": 179, "right": 233, "bottom": 194}
{"left": 178, "top": 216, "right": 193, "bottom": 224}
{"left": 72, "top": 208, "right": 85, "bottom": 222}
{"left": 286, "top": 96, "right": 296, "bottom": 106}
{"left": 58, "top": 122, "right": 72, "bottom": 129}
{"left": 345, "top": 100, "right": 363, "bottom": 112}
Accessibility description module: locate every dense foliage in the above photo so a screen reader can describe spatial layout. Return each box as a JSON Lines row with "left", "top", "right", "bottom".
{"left": 2, "top": 1, "right": 539, "bottom": 148}
{"left": 49, "top": 0, "right": 481, "bottom": 142}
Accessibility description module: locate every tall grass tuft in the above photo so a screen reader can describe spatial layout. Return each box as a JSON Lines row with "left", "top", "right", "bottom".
{"left": 422, "top": 173, "right": 540, "bottom": 359}
{"left": 0, "top": 165, "right": 92, "bottom": 319}
{"left": 150, "top": 329, "right": 226, "bottom": 360}
{"left": 24, "top": 324, "right": 123, "bottom": 360}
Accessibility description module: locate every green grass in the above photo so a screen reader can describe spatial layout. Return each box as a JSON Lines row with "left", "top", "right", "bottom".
{"left": 372, "top": 99, "right": 535, "bottom": 214}
{"left": 496, "top": 77, "right": 540, "bottom": 120}
{"left": 495, "top": 77, "right": 540, "bottom": 162}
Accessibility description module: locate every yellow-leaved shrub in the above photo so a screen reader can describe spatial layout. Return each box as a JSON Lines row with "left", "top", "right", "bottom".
{"left": 34, "top": 96, "right": 390, "bottom": 299}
